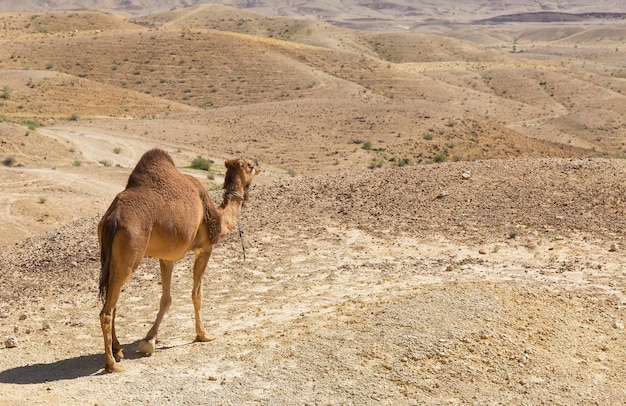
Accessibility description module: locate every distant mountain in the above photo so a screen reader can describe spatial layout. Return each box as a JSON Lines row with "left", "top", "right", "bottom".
{"left": 1, "top": 1, "right": 625, "bottom": 28}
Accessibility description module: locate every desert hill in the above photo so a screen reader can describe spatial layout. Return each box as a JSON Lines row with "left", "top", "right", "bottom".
{"left": 1, "top": 6, "right": 624, "bottom": 158}
{"left": 0, "top": 2, "right": 625, "bottom": 404}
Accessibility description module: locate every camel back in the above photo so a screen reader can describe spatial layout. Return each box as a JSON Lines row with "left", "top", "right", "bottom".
{"left": 126, "top": 148, "right": 178, "bottom": 189}
{"left": 127, "top": 149, "right": 221, "bottom": 243}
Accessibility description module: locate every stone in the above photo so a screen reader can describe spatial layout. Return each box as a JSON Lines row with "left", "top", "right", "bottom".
{"left": 5, "top": 336, "right": 18, "bottom": 348}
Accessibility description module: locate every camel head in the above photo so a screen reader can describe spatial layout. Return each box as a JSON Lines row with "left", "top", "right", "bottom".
{"left": 223, "top": 158, "right": 260, "bottom": 201}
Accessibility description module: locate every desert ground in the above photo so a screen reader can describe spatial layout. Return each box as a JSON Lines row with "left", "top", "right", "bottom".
{"left": 0, "top": 3, "right": 625, "bottom": 405}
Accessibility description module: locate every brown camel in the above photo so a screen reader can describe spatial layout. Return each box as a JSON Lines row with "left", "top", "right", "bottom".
{"left": 98, "top": 148, "right": 259, "bottom": 373}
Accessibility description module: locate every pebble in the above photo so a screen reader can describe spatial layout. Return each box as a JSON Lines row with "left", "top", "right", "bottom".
{"left": 5, "top": 336, "right": 18, "bottom": 348}
{"left": 614, "top": 321, "right": 624, "bottom": 330}
{"left": 609, "top": 243, "right": 619, "bottom": 252}
{"left": 462, "top": 171, "right": 471, "bottom": 179}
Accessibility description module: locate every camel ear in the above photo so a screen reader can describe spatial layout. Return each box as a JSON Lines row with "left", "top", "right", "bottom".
{"left": 238, "top": 159, "right": 245, "bottom": 168}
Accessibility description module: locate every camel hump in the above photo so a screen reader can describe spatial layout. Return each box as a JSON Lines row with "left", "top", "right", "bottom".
{"left": 126, "top": 148, "right": 177, "bottom": 188}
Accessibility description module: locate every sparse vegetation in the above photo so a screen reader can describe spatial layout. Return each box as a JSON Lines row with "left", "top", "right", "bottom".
{"left": 397, "top": 158, "right": 410, "bottom": 167}
{"left": 190, "top": 156, "right": 213, "bottom": 171}
{"left": 368, "top": 157, "right": 384, "bottom": 169}
{"left": 362, "top": 141, "right": 372, "bottom": 150}
{"left": 0, "top": 86, "right": 10, "bottom": 100}
{"left": 433, "top": 151, "right": 448, "bottom": 163}
{"left": 22, "top": 120, "right": 41, "bottom": 131}
{"left": 2, "top": 156, "right": 16, "bottom": 167}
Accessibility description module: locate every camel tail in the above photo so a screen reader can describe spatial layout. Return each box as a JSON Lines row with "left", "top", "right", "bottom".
{"left": 99, "top": 216, "right": 118, "bottom": 302}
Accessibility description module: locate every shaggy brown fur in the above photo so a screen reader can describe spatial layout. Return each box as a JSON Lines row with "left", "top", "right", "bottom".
{"left": 98, "top": 148, "right": 259, "bottom": 373}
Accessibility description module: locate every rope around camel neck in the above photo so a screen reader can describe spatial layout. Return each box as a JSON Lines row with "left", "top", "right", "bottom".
{"left": 237, "top": 220, "right": 246, "bottom": 262}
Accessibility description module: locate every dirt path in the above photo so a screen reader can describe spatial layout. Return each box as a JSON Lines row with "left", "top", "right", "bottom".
{"left": 0, "top": 124, "right": 235, "bottom": 246}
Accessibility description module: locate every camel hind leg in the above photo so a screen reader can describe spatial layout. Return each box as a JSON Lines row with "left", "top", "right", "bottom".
{"left": 100, "top": 264, "right": 133, "bottom": 373}
{"left": 111, "top": 308, "right": 123, "bottom": 360}
{"left": 192, "top": 247, "right": 215, "bottom": 342}
{"left": 138, "top": 259, "right": 174, "bottom": 355}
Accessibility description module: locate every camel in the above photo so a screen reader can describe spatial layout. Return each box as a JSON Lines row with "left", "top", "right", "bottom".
{"left": 97, "top": 148, "right": 259, "bottom": 373}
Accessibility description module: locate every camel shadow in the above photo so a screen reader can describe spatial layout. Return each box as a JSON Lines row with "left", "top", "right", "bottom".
{"left": 0, "top": 342, "right": 149, "bottom": 384}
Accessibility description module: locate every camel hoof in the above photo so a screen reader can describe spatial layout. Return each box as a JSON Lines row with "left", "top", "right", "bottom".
{"left": 138, "top": 339, "right": 156, "bottom": 355}
{"left": 195, "top": 332, "right": 215, "bottom": 342}
{"left": 105, "top": 362, "right": 124, "bottom": 373}
{"left": 114, "top": 349, "right": 124, "bottom": 360}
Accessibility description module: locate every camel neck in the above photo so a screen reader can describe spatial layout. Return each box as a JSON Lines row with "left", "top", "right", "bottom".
{"left": 217, "top": 192, "right": 245, "bottom": 237}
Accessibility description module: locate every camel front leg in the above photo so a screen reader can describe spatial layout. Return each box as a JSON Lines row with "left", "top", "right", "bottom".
{"left": 138, "top": 259, "right": 174, "bottom": 355}
{"left": 192, "top": 247, "right": 215, "bottom": 342}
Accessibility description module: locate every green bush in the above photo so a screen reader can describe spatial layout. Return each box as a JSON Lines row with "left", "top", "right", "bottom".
{"left": 433, "top": 152, "right": 448, "bottom": 163}
{"left": 191, "top": 156, "right": 213, "bottom": 171}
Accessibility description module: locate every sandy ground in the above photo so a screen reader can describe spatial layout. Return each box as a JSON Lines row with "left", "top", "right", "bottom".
{"left": 0, "top": 124, "right": 625, "bottom": 405}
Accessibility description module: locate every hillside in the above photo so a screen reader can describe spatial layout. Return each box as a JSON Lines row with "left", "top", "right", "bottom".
{"left": 1, "top": 7, "right": 624, "bottom": 159}
{"left": 1, "top": 158, "right": 626, "bottom": 404}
